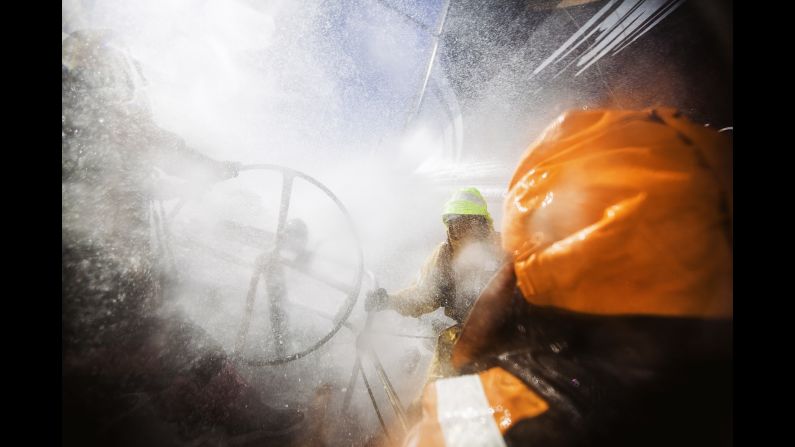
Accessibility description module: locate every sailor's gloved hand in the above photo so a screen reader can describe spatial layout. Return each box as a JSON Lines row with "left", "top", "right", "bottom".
{"left": 216, "top": 161, "right": 242, "bottom": 180}
{"left": 365, "top": 287, "right": 389, "bottom": 312}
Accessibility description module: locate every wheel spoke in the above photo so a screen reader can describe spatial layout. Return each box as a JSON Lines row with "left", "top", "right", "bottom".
{"left": 280, "top": 256, "right": 355, "bottom": 295}
{"left": 233, "top": 256, "right": 265, "bottom": 355}
{"left": 342, "top": 355, "right": 362, "bottom": 413}
{"left": 216, "top": 220, "right": 274, "bottom": 250}
{"left": 273, "top": 173, "right": 295, "bottom": 250}
{"left": 264, "top": 257, "right": 289, "bottom": 359}
{"left": 283, "top": 299, "right": 357, "bottom": 331}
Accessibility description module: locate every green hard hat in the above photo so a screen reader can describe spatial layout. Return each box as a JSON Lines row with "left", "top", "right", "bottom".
{"left": 442, "top": 187, "right": 492, "bottom": 225}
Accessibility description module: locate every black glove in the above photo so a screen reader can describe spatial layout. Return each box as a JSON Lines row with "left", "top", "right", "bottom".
{"left": 365, "top": 287, "right": 389, "bottom": 312}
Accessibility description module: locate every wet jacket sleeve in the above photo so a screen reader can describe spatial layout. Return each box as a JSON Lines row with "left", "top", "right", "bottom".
{"left": 143, "top": 122, "right": 228, "bottom": 183}
{"left": 403, "top": 367, "right": 548, "bottom": 447}
{"left": 387, "top": 243, "right": 449, "bottom": 318}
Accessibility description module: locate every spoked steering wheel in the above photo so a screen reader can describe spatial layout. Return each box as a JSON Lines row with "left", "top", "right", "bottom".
{"left": 231, "top": 164, "right": 364, "bottom": 366}
{"left": 161, "top": 163, "right": 364, "bottom": 366}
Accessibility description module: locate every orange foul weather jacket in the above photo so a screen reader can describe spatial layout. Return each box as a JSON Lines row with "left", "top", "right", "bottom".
{"left": 403, "top": 108, "right": 733, "bottom": 447}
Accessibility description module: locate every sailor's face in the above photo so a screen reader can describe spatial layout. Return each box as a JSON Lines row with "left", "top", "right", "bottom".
{"left": 447, "top": 215, "right": 489, "bottom": 251}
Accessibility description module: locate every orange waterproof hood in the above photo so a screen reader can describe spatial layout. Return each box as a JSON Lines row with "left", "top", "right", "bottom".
{"left": 502, "top": 108, "right": 732, "bottom": 318}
